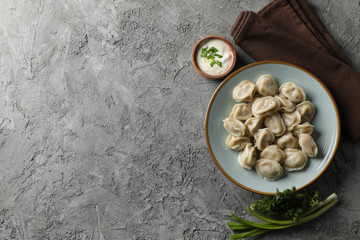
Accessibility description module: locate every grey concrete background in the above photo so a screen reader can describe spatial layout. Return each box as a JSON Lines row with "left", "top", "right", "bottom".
{"left": 0, "top": 0, "right": 359, "bottom": 239}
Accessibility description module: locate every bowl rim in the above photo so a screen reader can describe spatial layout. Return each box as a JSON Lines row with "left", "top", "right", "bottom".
{"left": 191, "top": 35, "right": 236, "bottom": 79}
{"left": 204, "top": 60, "right": 341, "bottom": 195}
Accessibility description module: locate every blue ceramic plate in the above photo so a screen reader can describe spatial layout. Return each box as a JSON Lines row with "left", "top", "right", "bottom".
{"left": 205, "top": 61, "right": 340, "bottom": 195}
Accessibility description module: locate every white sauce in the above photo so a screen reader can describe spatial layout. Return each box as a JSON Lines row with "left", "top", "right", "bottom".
{"left": 196, "top": 39, "right": 233, "bottom": 76}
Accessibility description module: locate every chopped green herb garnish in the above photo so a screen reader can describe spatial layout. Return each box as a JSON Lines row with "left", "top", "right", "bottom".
{"left": 200, "top": 46, "right": 223, "bottom": 67}
{"left": 208, "top": 46, "right": 218, "bottom": 53}
{"left": 208, "top": 52, "right": 216, "bottom": 59}
{"left": 201, "top": 47, "right": 208, "bottom": 58}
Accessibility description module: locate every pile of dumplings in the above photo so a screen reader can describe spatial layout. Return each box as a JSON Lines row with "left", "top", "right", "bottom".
{"left": 223, "top": 74, "right": 318, "bottom": 181}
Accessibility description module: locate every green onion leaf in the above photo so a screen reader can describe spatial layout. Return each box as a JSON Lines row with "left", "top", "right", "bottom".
{"left": 208, "top": 52, "right": 215, "bottom": 59}
{"left": 200, "top": 46, "right": 222, "bottom": 67}
{"left": 200, "top": 47, "right": 208, "bottom": 58}
{"left": 208, "top": 46, "right": 218, "bottom": 53}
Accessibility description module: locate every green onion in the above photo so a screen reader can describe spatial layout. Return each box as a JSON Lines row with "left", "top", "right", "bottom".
{"left": 201, "top": 46, "right": 223, "bottom": 67}
{"left": 227, "top": 187, "right": 338, "bottom": 239}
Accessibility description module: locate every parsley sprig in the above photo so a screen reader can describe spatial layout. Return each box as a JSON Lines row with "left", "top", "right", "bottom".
{"left": 250, "top": 187, "right": 319, "bottom": 222}
{"left": 227, "top": 187, "right": 338, "bottom": 239}
{"left": 201, "top": 46, "right": 223, "bottom": 67}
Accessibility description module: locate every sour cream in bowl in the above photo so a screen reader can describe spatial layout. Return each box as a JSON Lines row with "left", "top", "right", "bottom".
{"left": 192, "top": 35, "right": 236, "bottom": 79}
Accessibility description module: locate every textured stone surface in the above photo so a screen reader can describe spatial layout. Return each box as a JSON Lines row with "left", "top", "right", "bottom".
{"left": 0, "top": 0, "right": 359, "bottom": 239}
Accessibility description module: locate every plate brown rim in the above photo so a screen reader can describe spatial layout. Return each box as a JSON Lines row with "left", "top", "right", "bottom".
{"left": 204, "top": 60, "right": 341, "bottom": 195}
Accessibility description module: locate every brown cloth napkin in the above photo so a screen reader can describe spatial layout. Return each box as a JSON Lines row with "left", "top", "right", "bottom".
{"left": 231, "top": 0, "right": 360, "bottom": 142}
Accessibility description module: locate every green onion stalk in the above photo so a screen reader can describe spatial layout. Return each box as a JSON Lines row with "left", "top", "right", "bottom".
{"left": 227, "top": 188, "right": 338, "bottom": 239}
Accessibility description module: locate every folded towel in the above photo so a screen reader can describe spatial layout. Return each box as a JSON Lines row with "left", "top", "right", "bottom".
{"left": 257, "top": 0, "right": 351, "bottom": 65}
{"left": 231, "top": 0, "right": 360, "bottom": 142}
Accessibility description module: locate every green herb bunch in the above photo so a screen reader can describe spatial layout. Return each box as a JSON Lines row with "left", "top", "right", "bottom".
{"left": 250, "top": 186, "right": 319, "bottom": 222}
{"left": 227, "top": 187, "right": 338, "bottom": 239}
{"left": 201, "top": 46, "right": 223, "bottom": 67}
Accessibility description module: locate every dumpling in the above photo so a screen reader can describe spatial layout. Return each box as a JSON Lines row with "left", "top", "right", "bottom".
{"left": 264, "top": 112, "right": 286, "bottom": 136}
{"left": 293, "top": 122, "right": 314, "bottom": 138}
{"left": 255, "top": 159, "right": 284, "bottom": 181}
{"left": 233, "top": 80, "right": 257, "bottom": 102}
{"left": 251, "top": 96, "right": 280, "bottom": 117}
{"left": 276, "top": 132, "right": 298, "bottom": 149}
{"left": 238, "top": 143, "right": 257, "bottom": 169}
{"left": 256, "top": 74, "right": 278, "bottom": 96}
{"left": 223, "top": 117, "right": 246, "bottom": 137}
{"left": 244, "top": 117, "right": 263, "bottom": 137}
{"left": 296, "top": 101, "right": 315, "bottom": 123}
{"left": 226, "top": 135, "right": 251, "bottom": 151}
{"left": 298, "top": 134, "right": 318, "bottom": 157}
{"left": 248, "top": 94, "right": 261, "bottom": 107}
{"left": 279, "top": 82, "right": 306, "bottom": 103}
{"left": 254, "top": 128, "right": 275, "bottom": 151}
{"left": 283, "top": 149, "right": 307, "bottom": 171}
{"left": 230, "top": 103, "right": 253, "bottom": 121}
{"left": 260, "top": 145, "right": 285, "bottom": 164}
{"left": 274, "top": 94, "right": 295, "bottom": 112}
{"left": 281, "top": 110, "right": 301, "bottom": 131}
